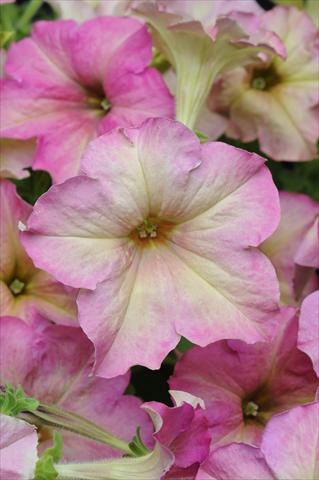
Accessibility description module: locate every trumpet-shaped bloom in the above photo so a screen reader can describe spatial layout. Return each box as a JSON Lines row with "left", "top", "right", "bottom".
{"left": 22, "top": 118, "right": 280, "bottom": 378}
{"left": 261, "top": 192, "right": 319, "bottom": 306}
{"left": 210, "top": 6, "right": 319, "bottom": 161}
{"left": 196, "top": 402, "right": 319, "bottom": 480}
{"left": 0, "top": 316, "right": 153, "bottom": 461}
{"left": 0, "top": 414, "right": 38, "bottom": 480}
{"left": 170, "top": 307, "right": 318, "bottom": 448}
{"left": 0, "top": 138, "right": 34, "bottom": 179}
{"left": 134, "top": 1, "right": 285, "bottom": 129}
{"left": 0, "top": 17, "right": 173, "bottom": 183}
{"left": 298, "top": 291, "right": 319, "bottom": 376}
{"left": 0, "top": 180, "right": 77, "bottom": 325}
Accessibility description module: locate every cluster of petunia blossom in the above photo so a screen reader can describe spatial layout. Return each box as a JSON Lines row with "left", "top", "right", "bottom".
{"left": 0, "top": 0, "right": 318, "bottom": 479}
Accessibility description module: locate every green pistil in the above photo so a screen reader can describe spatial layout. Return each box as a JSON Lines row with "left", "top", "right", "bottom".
{"left": 87, "top": 96, "right": 111, "bottom": 113}
{"left": 243, "top": 400, "right": 259, "bottom": 418}
{"left": 9, "top": 278, "right": 25, "bottom": 296}
{"left": 137, "top": 219, "right": 158, "bottom": 239}
{"left": 100, "top": 97, "right": 111, "bottom": 112}
{"left": 252, "top": 77, "right": 267, "bottom": 90}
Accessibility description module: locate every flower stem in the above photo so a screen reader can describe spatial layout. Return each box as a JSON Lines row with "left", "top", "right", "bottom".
{"left": 16, "top": 0, "right": 42, "bottom": 31}
{"left": 19, "top": 402, "right": 133, "bottom": 456}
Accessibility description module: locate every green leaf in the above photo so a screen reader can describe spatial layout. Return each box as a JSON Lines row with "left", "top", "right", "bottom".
{"left": 34, "top": 432, "right": 63, "bottom": 480}
{"left": 0, "top": 384, "right": 39, "bottom": 416}
{"left": 11, "top": 168, "right": 52, "bottom": 205}
{"left": 177, "top": 337, "right": 193, "bottom": 353}
{"left": 128, "top": 427, "right": 149, "bottom": 456}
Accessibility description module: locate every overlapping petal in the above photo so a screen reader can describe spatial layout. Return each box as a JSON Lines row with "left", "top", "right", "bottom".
{"left": 0, "top": 316, "right": 153, "bottom": 461}
{"left": 196, "top": 402, "right": 319, "bottom": 480}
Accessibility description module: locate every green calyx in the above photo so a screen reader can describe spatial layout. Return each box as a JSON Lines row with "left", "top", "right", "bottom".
{"left": 34, "top": 431, "right": 62, "bottom": 480}
{"left": 128, "top": 427, "right": 149, "bottom": 457}
{"left": 195, "top": 130, "right": 209, "bottom": 143}
{"left": 0, "top": 384, "right": 39, "bottom": 416}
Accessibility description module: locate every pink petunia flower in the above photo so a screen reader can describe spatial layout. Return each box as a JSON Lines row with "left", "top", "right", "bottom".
{"left": 0, "top": 17, "right": 174, "bottom": 183}
{"left": 22, "top": 118, "right": 280, "bottom": 378}
{"left": 209, "top": 6, "right": 319, "bottom": 161}
{"left": 170, "top": 307, "right": 318, "bottom": 448}
{"left": 134, "top": 0, "right": 285, "bottom": 129}
{"left": 0, "top": 316, "right": 153, "bottom": 461}
{"left": 298, "top": 290, "right": 319, "bottom": 376}
{"left": 0, "top": 180, "right": 77, "bottom": 325}
{"left": 196, "top": 402, "right": 319, "bottom": 480}
{"left": 0, "top": 414, "right": 38, "bottom": 480}
{"left": 261, "top": 192, "right": 319, "bottom": 306}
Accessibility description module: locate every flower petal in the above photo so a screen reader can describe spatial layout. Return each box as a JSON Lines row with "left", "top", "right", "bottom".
{"left": 261, "top": 403, "right": 319, "bottom": 480}
{"left": 0, "top": 415, "right": 38, "bottom": 480}
{"left": 298, "top": 291, "right": 319, "bottom": 376}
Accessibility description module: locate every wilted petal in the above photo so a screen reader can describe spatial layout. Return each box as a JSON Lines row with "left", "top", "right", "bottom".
{"left": 298, "top": 291, "right": 319, "bottom": 376}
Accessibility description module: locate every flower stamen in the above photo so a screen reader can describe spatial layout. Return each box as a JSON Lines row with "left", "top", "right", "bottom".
{"left": 137, "top": 219, "right": 158, "bottom": 240}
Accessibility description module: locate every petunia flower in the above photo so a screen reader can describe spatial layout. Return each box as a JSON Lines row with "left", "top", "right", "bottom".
{"left": 0, "top": 414, "right": 38, "bottom": 480}
{"left": 209, "top": 6, "right": 319, "bottom": 161}
{"left": 0, "top": 179, "right": 77, "bottom": 325}
{"left": 0, "top": 17, "right": 174, "bottom": 183}
{"left": 170, "top": 307, "right": 318, "bottom": 448}
{"left": 0, "top": 138, "right": 34, "bottom": 180}
{"left": 134, "top": 0, "right": 285, "bottom": 129}
{"left": 298, "top": 290, "right": 319, "bottom": 376}
{"left": 54, "top": 391, "right": 210, "bottom": 480}
{"left": 0, "top": 315, "right": 153, "bottom": 461}
{"left": 261, "top": 192, "right": 319, "bottom": 306}
{"left": 196, "top": 402, "right": 319, "bottom": 480}
{"left": 22, "top": 118, "right": 280, "bottom": 378}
